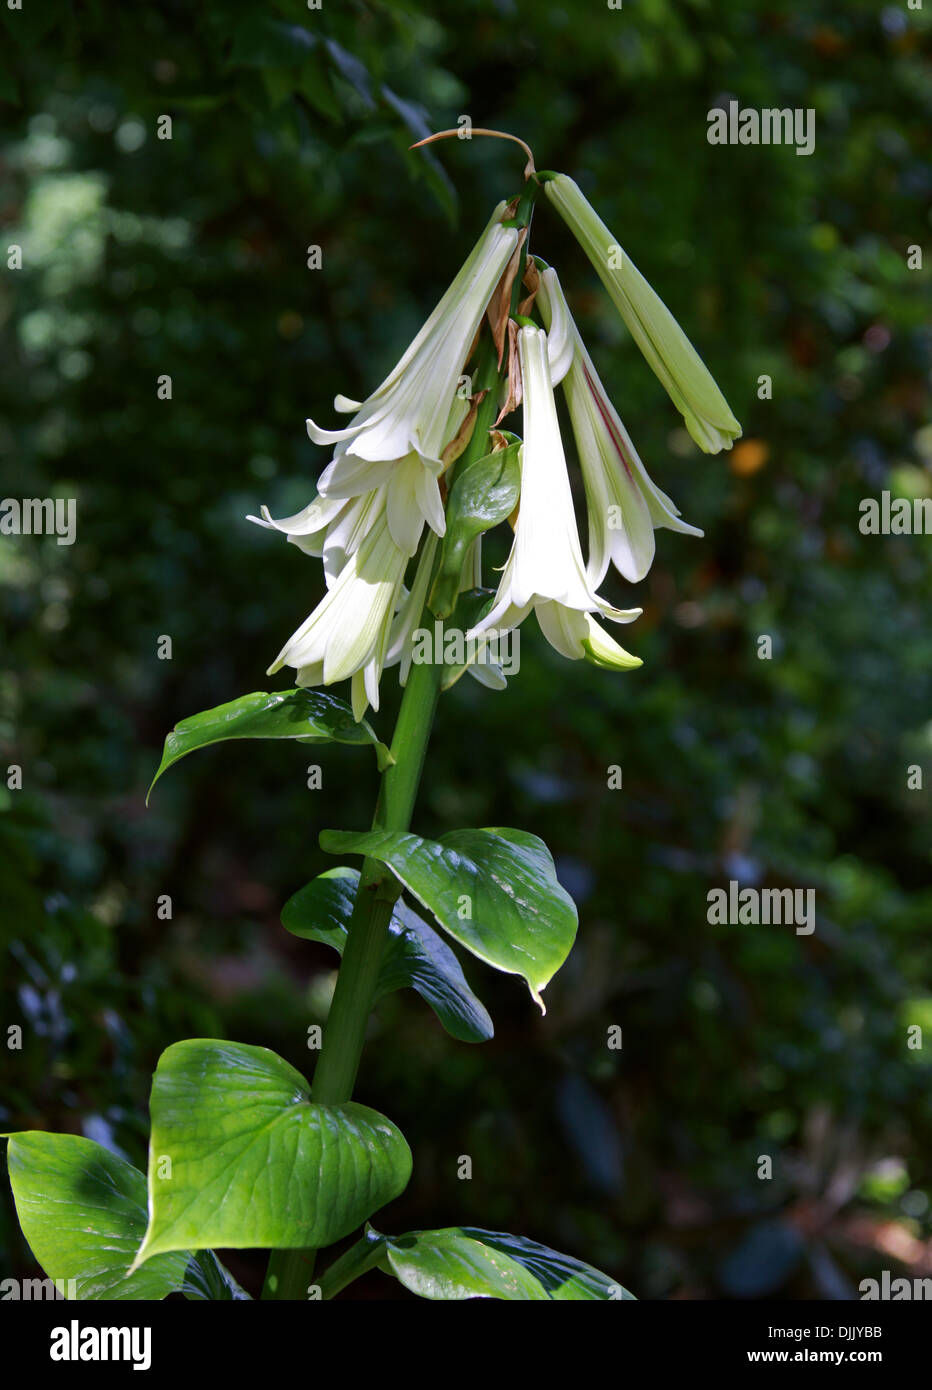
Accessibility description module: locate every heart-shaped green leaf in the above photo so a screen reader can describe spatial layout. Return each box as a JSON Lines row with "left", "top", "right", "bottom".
{"left": 133, "top": 1040, "right": 411, "bottom": 1266}
{"left": 3, "top": 1131, "right": 192, "bottom": 1299}
{"left": 374, "top": 1226, "right": 633, "bottom": 1300}
{"left": 148, "top": 688, "right": 392, "bottom": 800}
{"left": 319, "top": 827, "right": 577, "bottom": 1010}
{"left": 282, "top": 867, "right": 493, "bottom": 1043}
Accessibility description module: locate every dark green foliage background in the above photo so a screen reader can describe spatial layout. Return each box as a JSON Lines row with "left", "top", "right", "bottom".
{"left": 1, "top": 0, "right": 929, "bottom": 1299}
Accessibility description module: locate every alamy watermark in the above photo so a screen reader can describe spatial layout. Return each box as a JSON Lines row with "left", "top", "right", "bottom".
{"left": 50, "top": 1319, "right": 152, "bottom": 1370}
{"left": 859, "top": 491, "right": 931, "bottom": 535}
{"left": 0, "top": 1275, "right": 77, "bottom": 1299}
{"left": 0, "top": 497, "right": 77, "bottom": 546}
{"left": 410, "top": 621, "right": 520, "bottom": 677}
{"left": 707, "top": 880, "right": 815, "bottom": 935}
{"left": 860, "top": 1271, "right": 932, "bottom": 1300}
{"left": 707, "top": 100, "right": 815, "bottom": 157}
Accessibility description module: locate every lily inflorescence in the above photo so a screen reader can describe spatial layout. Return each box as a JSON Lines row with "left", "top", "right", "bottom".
{"left": 250, "top": 154, "right": 741, "bottom": 721}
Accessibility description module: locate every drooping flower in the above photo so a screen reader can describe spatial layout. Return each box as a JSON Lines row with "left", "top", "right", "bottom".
{"left": 263, "top": 488, "right": 409, "bottom": 722}
{"left": 308, "top": 204, "right": 521, "bottom": 538}
{"left": 468, "top": 544, "right": 642, "bottom": 674}
{"left": 542, "top": 173, "right": 741, "bottom": 454}
{"left": 537, "top": 264, "right": 702, "bottom": 584}
{"left": 468, "top": 324, "right": 642, "bottom": 670}
{"left": 506, "top": 324, "right": 606, "bottom": 612}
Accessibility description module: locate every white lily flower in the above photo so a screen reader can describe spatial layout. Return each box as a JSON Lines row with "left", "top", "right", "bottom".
{"left": 508, "top": 324, "right": 607, "bottom": 612}
{"left": 315, "top": 391, "right": 472, "bottom": 553}
{"left": 250, "top": 198, "right": 508, "bottom": 721}
{"left": 537, "top": 265, "right": 702, "bottom": 584}
{"left": 266, "top": 495, "right": 409, "bottom": 721}
{"left": 543, "top": 173, "right": 741, "bottom": 453}
{"left": 468, "top": 542, "right": 641, "bottom": 664}
{"left": 309, "top": 205, "right": 520, "bottom": 502}
{"left": 465, "top": 324, "right": 642, "bottom": 672}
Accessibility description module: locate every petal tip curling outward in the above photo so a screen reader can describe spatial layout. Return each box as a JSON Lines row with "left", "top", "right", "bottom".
{"left": 535, "top": 601, "right": 642, "bottom": 672}
{"left": 581, "top": 612, "right": 643, "bottom": 671}
{"left": 247, "top": 495, "right": 344, "bottom": 545}
{"left": 306, "top": 416, "right": 363, "bottom": 447}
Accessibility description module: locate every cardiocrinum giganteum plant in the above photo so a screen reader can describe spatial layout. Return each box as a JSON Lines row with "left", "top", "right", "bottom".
{"left": 3, "top": 132, "right": 741, "bottom": 1302}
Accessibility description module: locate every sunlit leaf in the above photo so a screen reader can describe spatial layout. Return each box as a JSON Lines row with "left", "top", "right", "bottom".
{"left": 319, "top": 827, "right": 577, "bottom": 1009}
{"left": 148, "top": 688, "right": 392, "bottom": 800}
{"left": 133, "top": 1040, "right": 411, "bottom": 1265}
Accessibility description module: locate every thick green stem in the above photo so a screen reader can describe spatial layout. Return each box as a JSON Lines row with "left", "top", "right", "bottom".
{"left": 261, "top": 1247, "right": 316, "bottom": 1301}
{"left": 309, "top": 653, "right": 443, "bottom": 1107}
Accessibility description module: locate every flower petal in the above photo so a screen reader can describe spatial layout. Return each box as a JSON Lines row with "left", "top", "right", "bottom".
{"left": 386, "top": 455, "right": 429, "bottom": 557}
{"left": 306, "top": 417, "right": 364, "bottom": 447}
{"left": 308, "top": 207, "right": 520, "bottom": 480}
{"left": 386, "top": 533, "right": 439, "bottom": 683}
{"left": 537, "top": 265, "right": 703, "bottom": 584}
{"left": 317, "top": 453, "right": 402, "bottom": 499}
{"left": 512, "top": 326, "right": 603, "bottom": 611}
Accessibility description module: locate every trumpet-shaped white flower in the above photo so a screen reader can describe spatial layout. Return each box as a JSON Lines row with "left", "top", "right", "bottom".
{"left": 508, "top": 325, "right": 607, "bottom": 612}
{"left": 469, "top": 325, "right": 642, "bottom": 671}
{"left": 468, "top": 543, "right": 642, "bottom": 669}
{"left": 249, "top": 203, "right": 513, "bottom": 722}
{"left": 537, "top": 264, "right": 702, "bottom": 584}
{"left": 543, "top": 173, "right": 741, "bottom": 454}
{"left": 309, "top": 205, "right": 520, "bottom": 527}
{"left": 315, "top": 392, "right": 472, "bottom": 554}
{"left": 265, "top": 491, "right": 409, "bottom": 722}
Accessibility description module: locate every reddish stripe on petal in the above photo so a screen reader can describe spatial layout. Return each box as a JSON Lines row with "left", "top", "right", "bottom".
{"left": 582, "top": 362, "right": 635, "bottom": 482}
